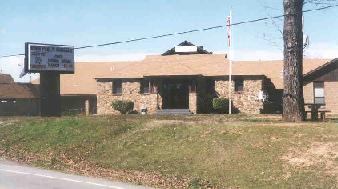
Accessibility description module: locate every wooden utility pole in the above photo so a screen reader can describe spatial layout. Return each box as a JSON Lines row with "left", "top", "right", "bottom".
{"left": 282, "top": 0, "right": 305, "bottom": 121}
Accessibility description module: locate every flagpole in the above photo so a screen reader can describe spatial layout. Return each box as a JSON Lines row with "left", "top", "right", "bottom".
{"left": 227, "top": 11, "right": 232, "bottom": 115}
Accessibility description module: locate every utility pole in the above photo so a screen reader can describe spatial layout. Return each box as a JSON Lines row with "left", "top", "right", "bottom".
{"left": 227, "top": 11, "right": 232, "bottom": 114}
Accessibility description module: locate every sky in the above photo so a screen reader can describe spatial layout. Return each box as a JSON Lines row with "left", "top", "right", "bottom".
{"left": 0, "top": 0, "right": 337, "bottom": 82}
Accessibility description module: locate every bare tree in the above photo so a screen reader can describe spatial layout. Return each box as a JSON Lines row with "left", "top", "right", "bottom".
{"left": 282, "top": 0, "right": 336, "bottom": 121}
{"left": 282, "top": 0, "right": 305, "bottom": 121}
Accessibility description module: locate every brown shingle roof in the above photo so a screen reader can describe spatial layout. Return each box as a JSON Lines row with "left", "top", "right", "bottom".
{"left": 303, "top": 58, "right": 338, "bottom": 84}
{"left": 31, "top": 54, "right": 332, "bottom": 94}
{"left": 233, "top": 59, "right": 330, "bottom": 89}
{"left": 0, "top": 74, "right": 14, "bottom": 84}
{"left": 0, "top": 83, "right": 39, "bottom": 99}
{"left": 95, "top": 54, "right": 228, "bottom": 78}
{"left": 0, "top": 74, "right": 39, "bottom": 99}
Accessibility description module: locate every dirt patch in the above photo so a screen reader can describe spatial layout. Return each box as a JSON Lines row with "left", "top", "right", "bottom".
{"left": 0, "top": 120, "right": 20, "bottom": 127}
{"left": 143, "top": 119, "right": 229, "bottom": 131}
{"left": 282, "top": 142, "right": 338, "bottom": 177}
{"left": 144, "top": 120, "right": 195, "bottom": 129}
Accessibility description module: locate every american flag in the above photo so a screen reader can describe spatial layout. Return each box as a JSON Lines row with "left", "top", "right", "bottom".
{"left": 226, "top": 16, "right": 231, "bottom": 47}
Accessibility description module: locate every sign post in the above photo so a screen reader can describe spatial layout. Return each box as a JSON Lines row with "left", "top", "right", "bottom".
{"left": 227, "top": 11, "right": 232, "bottom": 115}
{"left": 40, "top": 72, "right": 61, "bottom": 116}
{"left": 24, "top": 43, "right": 74, "bottom": 117}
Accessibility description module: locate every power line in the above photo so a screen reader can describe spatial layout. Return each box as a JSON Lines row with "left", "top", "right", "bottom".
{"left": 1, "top": 4, "right": 337, "bottom": 59}
{"left": 1, "top": 53, "right": 25, "bottom": 58}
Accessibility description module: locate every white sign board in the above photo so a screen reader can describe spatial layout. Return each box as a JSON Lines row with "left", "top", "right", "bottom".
{"left": 25, "top": 43, "right": 74, "bottom": 73}
{"left": 174, "top": 46, "right": 198, "bottom": 53}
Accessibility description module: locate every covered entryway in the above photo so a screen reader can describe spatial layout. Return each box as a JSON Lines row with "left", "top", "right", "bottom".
{"left": 144, "top": 75, "right": 199, "bottom": 114}
{"left": 161, "top": 79, "right": 189, "bottom": 109}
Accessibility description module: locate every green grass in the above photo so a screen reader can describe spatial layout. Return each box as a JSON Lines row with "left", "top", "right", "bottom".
{"left": 0, "top": 115, "right": 337, "bottom": 188}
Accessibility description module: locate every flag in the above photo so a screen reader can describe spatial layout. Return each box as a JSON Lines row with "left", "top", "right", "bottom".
{"left": 226, "top": 16, "right": 231, "bottom": 47}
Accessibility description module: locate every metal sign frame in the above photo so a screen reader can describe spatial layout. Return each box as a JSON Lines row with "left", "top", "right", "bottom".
{"left": 24, "top": 42, "right": 74, "bottom": 74}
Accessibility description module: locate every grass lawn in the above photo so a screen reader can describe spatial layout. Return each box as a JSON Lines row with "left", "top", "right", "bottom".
{"left": 0, "top": 115, "right": 337, "bottom": 188}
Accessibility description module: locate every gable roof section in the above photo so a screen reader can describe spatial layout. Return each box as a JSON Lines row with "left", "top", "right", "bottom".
{"left": 162, "top": 41, "right": 212, "bottom": 56}
{"left": 303, "top": 58, "right": 338, "bottom": 84}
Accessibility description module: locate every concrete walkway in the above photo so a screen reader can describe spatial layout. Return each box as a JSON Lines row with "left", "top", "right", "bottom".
{"left": 0, "top": 160, "right": 151, "bottom": 189}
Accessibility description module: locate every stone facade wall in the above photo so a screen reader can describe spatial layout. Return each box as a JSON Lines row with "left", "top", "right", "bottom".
{"left": 97, "top": 77, "right": 271, "bottom": 115}
{"left": 97, "top": 79, "right": 161, "bottom": 115}
{"left": 215, "top": 78, "right": 264, "bottom": 114}
{"left": 189, "top": 92, "right": 197, "bottom": 114}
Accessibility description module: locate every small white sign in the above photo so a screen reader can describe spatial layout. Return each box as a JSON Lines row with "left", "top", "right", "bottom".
{"left": 25, "top": 43, "right": 74, "bottom": 73}
{"left": 174, "top": 46, "right": 198, "bottom": 53}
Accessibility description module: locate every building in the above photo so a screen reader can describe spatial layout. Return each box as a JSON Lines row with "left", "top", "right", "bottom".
{"left": 303, "top": 58, "right": 338, "bottom": 113}
{"left": 0, "top": 74, "right": 40, "bottom": 116}
{"left": 32, "top": 66, "right": 97, "bottom": 115}
{"left": 32, "top": 41, "right": 336, "bottom": 115}
{"left": 94, "top": 52, "right": 272, "bottom": 114}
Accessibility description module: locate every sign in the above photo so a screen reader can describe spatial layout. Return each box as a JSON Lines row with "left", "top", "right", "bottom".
{"left": 25, "top": 43, "right": 74, "bottom": 73}
{"left": 174, "top": 46, "right": 198, "bottom": 53}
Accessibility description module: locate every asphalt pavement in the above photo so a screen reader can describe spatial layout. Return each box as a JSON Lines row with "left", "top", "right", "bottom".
{"left": 0, "top": 160, "right": 151, "bottom": 189}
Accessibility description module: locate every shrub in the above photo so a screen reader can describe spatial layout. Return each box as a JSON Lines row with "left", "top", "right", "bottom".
{"left": 212, "top": 98, "right": 229, "bottom": 114}
{"left": 111, "top": 100, "right": 134, "bottom": 114}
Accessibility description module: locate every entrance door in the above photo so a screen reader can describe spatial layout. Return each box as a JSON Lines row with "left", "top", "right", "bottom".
{"left": 162, "top": 80, "right": 189, "bottom": 109}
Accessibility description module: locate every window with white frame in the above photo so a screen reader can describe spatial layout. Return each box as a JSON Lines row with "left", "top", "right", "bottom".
{"left": 314, "top": 82, "right": 325, "bottom": 104}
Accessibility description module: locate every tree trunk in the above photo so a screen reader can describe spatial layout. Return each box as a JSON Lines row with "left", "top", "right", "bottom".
{"left": 282, "top": 0, "right": 305, "bottom": 122}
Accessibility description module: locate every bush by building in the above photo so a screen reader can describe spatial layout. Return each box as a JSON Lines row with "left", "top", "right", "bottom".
{"left": 111, "top": 100, "right": 134, "bottom": 114}
{"left": 212, "top": 98, "right": 229, "bottom": 114}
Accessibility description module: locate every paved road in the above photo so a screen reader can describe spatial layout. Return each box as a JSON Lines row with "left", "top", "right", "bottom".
{"left": 0, "top": 160, "right": 150, "bottom": 189}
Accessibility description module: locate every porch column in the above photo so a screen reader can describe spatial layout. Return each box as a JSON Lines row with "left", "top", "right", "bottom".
{"left": 189, "top": 81, "right": 197, "bottom": 114}
{"left": 85, "top": 98, "right": 90, "bottom": 116}
{"left": 189, "top": 93, "right": 197, "bottom": 114}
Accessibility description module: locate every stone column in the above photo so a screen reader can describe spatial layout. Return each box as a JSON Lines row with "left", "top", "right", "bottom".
{"left": 85, "top": 98, "right": 90, "bottom": 116}
{"left": 189, "top": 92, "right": 197, "bottom": 114}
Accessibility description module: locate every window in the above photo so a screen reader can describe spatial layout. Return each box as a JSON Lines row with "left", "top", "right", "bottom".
{"left": 140, "top": 79, "right": 150, "bottom": 94}
{"left": 150, "top": 82, "right": 157, "bottom": 94}
{"left": 112, "top": 80, "right": 122, "bottom": 95}
{"left": 234, "top": 79, "right": 244, "bottom": 92}
{"left": 314, "top": 82, "right": 325, "bottom": 104}
{"left": 140, "top": 80, "right": 157, "bottom": 94}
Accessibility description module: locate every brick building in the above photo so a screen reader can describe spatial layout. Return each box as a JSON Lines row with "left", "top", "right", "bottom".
{"left": 94, "top": 53, "right": 274, "bottom": 114}
{"left": 0, "top": 74, "right": 40, "bottom": 116}
{"left": 32, "top": 42, "right": 337, "bottom": 115}
{"left": 303, "top": 59, "right": 338, "bottom": 113}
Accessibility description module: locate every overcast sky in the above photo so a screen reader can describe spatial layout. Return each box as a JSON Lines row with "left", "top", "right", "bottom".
{"left": 0, "top": 0, "right": 337, "bottom": 82}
